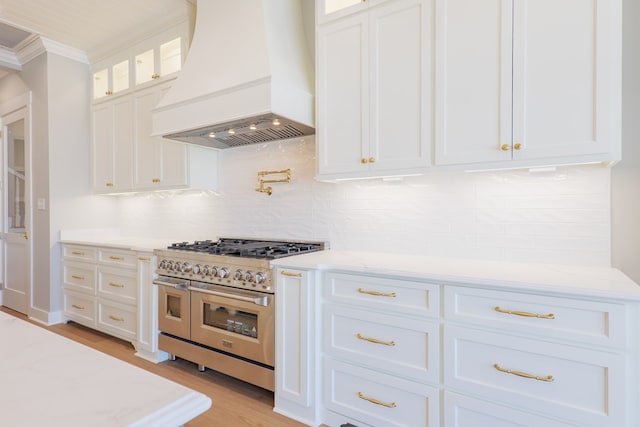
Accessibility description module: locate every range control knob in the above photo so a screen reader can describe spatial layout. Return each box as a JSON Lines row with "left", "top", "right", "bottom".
{"left": 234, "top": 269, "right": 244, "bottom": 280}
{"left": 158, "top": 259, "right": 168, "bottom": 269}
{"left": 172, "top": 262, "right": 181, "bottom": 272}
{"left": 254, "top": 272, "right": 267, "bottom": 284}
{"left": 244, "top": 271, "right": 254, "bottom": 282}
{"left": 193, "top": 264, "right": 201, "bottom": 275}
{"left": 217, "top": 267, "right": 229, "bottom": 278}
{"left": 180, "top": 263, "right": 192, "bottom": 273}
{"left": 210, "top": 266, "right": 218, "bottom": 277}
{"left": 167, "top": 261, "right": 175, "bottom": 271}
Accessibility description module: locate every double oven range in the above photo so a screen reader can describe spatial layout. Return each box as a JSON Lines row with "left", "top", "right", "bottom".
{"left": 153, "top": 238, "right": 325, "bottom": 391}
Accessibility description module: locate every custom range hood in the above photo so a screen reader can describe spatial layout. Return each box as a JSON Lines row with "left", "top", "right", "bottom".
{"left": 152, "top": 0, "right": 314, "bottom": 149}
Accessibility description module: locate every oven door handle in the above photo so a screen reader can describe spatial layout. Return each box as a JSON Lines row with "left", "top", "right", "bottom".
{"left": 188, "top": 286, "right": 270, "bottom": 307}
{"left": 153, "top": 278, "right": 188, "bottom": 290}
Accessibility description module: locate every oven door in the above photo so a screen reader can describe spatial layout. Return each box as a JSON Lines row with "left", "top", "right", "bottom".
{"left": 189, "top": 282, "right": 274, "bottom": 367}
{"left": 154, "top": 276, "right": 191, "bottom": 340}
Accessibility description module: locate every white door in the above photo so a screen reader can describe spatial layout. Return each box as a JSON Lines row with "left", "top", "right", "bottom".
{"left": 1, "top": 107, "right": 31, "bottom": 314}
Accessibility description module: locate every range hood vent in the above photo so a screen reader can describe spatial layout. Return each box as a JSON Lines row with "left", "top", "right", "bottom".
{"left": 152, "top": 0, "right": 315, "bottom": 149}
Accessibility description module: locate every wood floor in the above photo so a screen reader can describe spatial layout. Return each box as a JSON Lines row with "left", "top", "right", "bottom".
{"left": 0, "top": 306, "right": 306, "bottom": 427}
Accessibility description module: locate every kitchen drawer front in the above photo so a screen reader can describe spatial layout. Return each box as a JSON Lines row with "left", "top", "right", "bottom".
{"left": 324, "top": 304, "right": 438, "bottom": 383}
{"left": 62, "top": 261, "right": 97, "bottom": 294}
{"left": 62, "top": 244, "right": 97, "bottom": 262}
{"left": 444, "top": 325, "right": 626, "bottom": 427}
{"left": 324, "top": 272, "right": 439, "bottom": 317}
{"left": 323, "top": 358, "right": 439, "bottom": 427}
{"left": 62, "top": 290, "right": 96, "bottom": 327}
{"left": 444, "top": 392, "right": 580, "bottom": 427}
{"left": 98, "top": 248, "right": 137, "bottom": 268}
{"left": 97, "top": 266, "right": 137, "bottom": 305}
{"left": 444, "top": 286, "right": 627, "bottom": 348}
{"left": 97, "top": 299, "right": 137, "bottom": 341}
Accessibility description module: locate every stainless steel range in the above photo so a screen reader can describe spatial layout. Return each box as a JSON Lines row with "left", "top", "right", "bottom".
{"left": 153, "top": 238, "right": 325, "bottom": 391}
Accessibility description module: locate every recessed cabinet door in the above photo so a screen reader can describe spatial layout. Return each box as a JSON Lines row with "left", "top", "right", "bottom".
{"left": 317, "top": 15, "right": 368, "bottom": 176}
{"left": 92, "top": 103, "right": 115, "bottom": 191}
{"left": 434, "top": 0, "right": 513, "bottom": 165}
{"left": 370, "top": 0, "right": 431, "bottom": 172}
{"left": 512, "top": 0, "right": 616, "bottom": 160}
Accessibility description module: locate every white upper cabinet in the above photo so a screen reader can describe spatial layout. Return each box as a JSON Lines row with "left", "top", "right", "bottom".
{"left": 317, "top": 0, "right": 432, "bottom": 180}
{"left": 318, "top": 0, "right": 393, "bottom": 23}
{"left": 435, "top": 0, "right": 621, "bottom": 167}
{"left": 91, "top": 24, "right": 187, "bottom": 101}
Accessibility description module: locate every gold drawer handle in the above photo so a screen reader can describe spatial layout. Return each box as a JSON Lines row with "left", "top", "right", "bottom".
{"left": 71, "top": 275, "right": 85, "bottom": 280}
{"left": 71, "top": 304, "right": 85, "bottom": 310}
{"left": 109, "top": 256, "right": 125, "bottom": 261}
{"left": 108, "top": 282, "right": 125, "bottom": 288}
{"left": 71, "top": 251, "right": 85, "bottom": 256}
{"left": 494, "top": 306, "right": 555, "bottom": 319}
{"left": 138, "top": 257, "right": 151, "bottom": 261}
{"left": 109, "top": 315, "right": 125, "bottom": 322}
{"left": 106, "top": 183, "right": 114, "bottom": 187}
{"left": 358, "top": 288, "right": 396, "bottom": 298}
{"left": 280, "top": 271, "right": 302, "bottom": 277}
{"left": 494, "top": 363, "right": 554, "bottom": 382}
{"left": 357, "top": 333, "right": 395, "bottom": 347}
{"left": 357, "top": 392, "right": 397, "bottom": 408}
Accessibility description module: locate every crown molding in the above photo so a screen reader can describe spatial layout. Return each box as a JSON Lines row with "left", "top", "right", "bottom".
{"left": 14, "top": 34, "right": 88, "bottom": 66}
{"left": 0, "top": 46, "right": 21, "bottom": 70}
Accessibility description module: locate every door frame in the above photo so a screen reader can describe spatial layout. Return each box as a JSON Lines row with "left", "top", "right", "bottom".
{"left": 0, "top": 92, "right": 33, "bottom": 314}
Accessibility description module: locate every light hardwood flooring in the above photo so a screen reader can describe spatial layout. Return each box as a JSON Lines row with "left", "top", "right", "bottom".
{"left": 0, "top": 306, "right": 306, "bottom": 427}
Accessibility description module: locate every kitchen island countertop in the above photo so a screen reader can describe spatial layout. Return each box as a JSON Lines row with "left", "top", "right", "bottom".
{"left": 271, "top": 250, "right": 640, "bottom": 301}
{"left": 0, "top": 310, "right": 211, "bottom": 426}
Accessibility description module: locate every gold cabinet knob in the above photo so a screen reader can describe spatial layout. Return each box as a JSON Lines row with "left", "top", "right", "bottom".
{"left": 361, "top": 158, "right": 368, "bottom": 164}
{"left": 105, "top": 90, "right": 113, "bottom": 96}
{"left": 500, "top": 144, "right": 511, "bottom": 151}
{"left": 514, "top": 143, "right": 522, "bottom": 150}
{"left": 369, "top": 157, "right": 376, "bottom": 163}
{"left": 151, "top": 73, "right": 160, "bottom": 80}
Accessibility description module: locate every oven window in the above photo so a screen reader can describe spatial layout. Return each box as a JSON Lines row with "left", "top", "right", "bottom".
{"left": 203, "top": 303, "right": 258, "bottom": 338}
{"left": 166, "top": 295, "right": 182, "bottom": 318}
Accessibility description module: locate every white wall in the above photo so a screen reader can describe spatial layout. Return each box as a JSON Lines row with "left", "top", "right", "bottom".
{"left": 611, "top": 0, "right": 640, "bottom": 283}
{"left": 117, "top": 137, "right": 611, "bottom": 267}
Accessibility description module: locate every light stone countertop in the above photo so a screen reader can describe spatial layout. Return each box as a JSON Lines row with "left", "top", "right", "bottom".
{"left": 0, "top": 310, "right": 211, "bottom": 426}
{"left": 271, "top": 250, "right": 640, "bottom": 301}
{"left": 59, "top": 229, "right": 177, "bottom": 252}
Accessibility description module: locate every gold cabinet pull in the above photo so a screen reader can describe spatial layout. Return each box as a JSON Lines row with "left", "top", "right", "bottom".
{"left": 23, "top": 232, "right": 29, "bottom": 240}
{"left": 361, "top": 158, "right": 368, "bottom": 164}
{"left": 494, "top": 306, "right": 555, "bottom": 319}
{"left": 151, "top": 73, "right": 160, "bottom": 80}
{"left": 138, "top": 257, "right": 151, "bottom": 262}
{"left": 71, "top": 304, "right": 85, "bottom": 310}
{"left": 109, "top": 256, "right": 125, "bottom": 261}
{"left": 108, "top": 282, "right": 125, "bottom": 288}
{"left": 71, "top": 251, "right": 85, "bottom": 256}
{"left": 358, "top": 288, "right": 396, "bottom": 298}
{"left": 71, "top": 275, "right": 85, "bottom": 280}
{"left": 105, "top": 90, "right": 113, "bottom": 96}
{"left": 106, "top": 183, "right": 114, "bottom": 187}
{"left": 500, "top": 144, "right": 511, "bottom": 151}
{"left": 109, "top": 315, "right": 125, "bottom": 322}
{"left": 280, "top": 271, "right": 302, "bottom": 278}
{"left": 514, "top": 142, "right": 522, "bottom": 150}
{"left": 493, "top": 363, "right": 554, "bottom": 382}
{"left": 357, "top": 392, "right": 396, "bottom": 408}
{"left": 369, "top": 157, "right": 376, "bottom": 163}
{"left": 152, "top": 178, "right": 161, "bottom": 183}
{"left": 357, "top": 333, "right": 395, "bottom": 347}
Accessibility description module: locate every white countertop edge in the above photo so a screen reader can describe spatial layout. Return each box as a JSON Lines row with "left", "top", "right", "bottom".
{"left": 129, "top": 392, "right": 212, "bottom": 427}
{"left": 271, "top": 250, "right": 640, "bottom": 302}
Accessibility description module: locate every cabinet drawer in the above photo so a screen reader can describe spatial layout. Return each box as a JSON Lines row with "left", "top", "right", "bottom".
{"left": 444, "top": 286, "right": 627, "bottom": 348}
{"left": 62, "top": 290, "right": 96, "bottom": 327}
{"left": 97, "top": 299, "right": 137, "bottom": 341}
{"left": 98, "top": 248, "right": 137, "bottom": 268}
{"left": 324, "top": 272, "right": 439, "bottom": 317}
{"left": 444, "top": 325, "right": 626, "bottom": 427}
{"left": 97, "top": 266, "right": 137, "bottom": 304}
{"left": 62, "top": 244, "right": 97, "bottom": 262}
{"left": 444, "top": 392, "right": 579, "bottom": 427}
{"left": 324, "top": 304, "right": 438, "bottom": 383}
{"left": 62, "top": 262, "right": 97, "bottom": 294}
{"left": 323, "top": 358, "right": 439, "bottom": 427}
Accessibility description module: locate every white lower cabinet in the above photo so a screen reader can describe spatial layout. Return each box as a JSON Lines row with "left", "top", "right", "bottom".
{"left": 61, "top": 244, "right": 164, "bottom": 361}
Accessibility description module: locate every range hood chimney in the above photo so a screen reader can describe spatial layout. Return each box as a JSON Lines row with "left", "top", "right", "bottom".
{"left": 152, "top": 0, "right": 314, "bottom": 149}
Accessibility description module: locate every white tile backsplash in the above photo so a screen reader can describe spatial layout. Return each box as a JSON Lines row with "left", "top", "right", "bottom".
{"left": 117, "top": 137, "right": 611, "bottom": 267}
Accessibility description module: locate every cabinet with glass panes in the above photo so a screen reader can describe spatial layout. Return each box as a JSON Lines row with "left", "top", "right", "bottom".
{"left": 91, "top": 22, "right": 188, "bottom": 101}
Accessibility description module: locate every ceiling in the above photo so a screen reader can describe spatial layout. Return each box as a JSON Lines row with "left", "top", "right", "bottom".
{"left": 0, "top": 0, "right": 195, "bottom": 76}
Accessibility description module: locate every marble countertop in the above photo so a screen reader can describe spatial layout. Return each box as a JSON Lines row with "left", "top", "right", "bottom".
{"left": 271, "top": 250, "right": 640, "bottom": 301}
{"left": 59, "top": 229, "right": 176, "bottom": 252}
{"left": 0, "top": 311, "right": 211, "bottom": 426}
